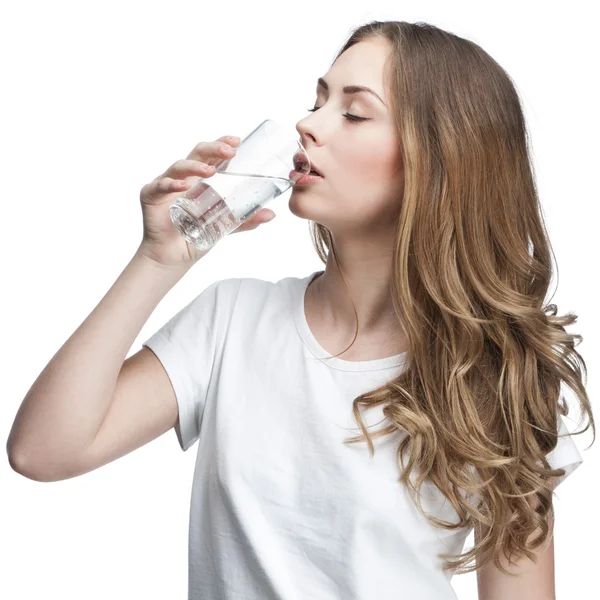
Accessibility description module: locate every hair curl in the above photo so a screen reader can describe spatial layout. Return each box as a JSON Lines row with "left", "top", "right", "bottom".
{"left": 308, "top": 20, "right": 595, "bottom": 577}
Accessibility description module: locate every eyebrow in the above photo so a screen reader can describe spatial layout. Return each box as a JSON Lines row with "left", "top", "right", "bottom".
{"left": 317, "top": 77, "right": 386, "bottom": 107}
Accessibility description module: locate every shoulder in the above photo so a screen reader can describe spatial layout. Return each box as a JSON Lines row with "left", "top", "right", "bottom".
{"left": 214, "top": 273, "right": 307, "bottom": 317}
{"left": 223, "top": 273, "right": 306, "bottom": 298}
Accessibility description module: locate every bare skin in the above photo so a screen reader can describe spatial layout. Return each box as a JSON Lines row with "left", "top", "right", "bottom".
{"left": 290, "top": 37, "right": 408, "bottom": 360}
{"left": 303, "top": 270, "right": 408, "bottom": 361}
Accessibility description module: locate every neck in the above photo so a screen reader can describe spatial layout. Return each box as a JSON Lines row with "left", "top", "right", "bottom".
{"left": 308, "top": 239, "right": 407, "bottom": 346}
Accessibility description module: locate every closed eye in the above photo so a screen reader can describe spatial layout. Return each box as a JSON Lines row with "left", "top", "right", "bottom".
{"left": 307, "top": 107, "right": 369, "bottom": 124}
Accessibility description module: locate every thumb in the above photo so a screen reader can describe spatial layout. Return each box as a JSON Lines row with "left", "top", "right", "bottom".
{"left": 258, "top": 209, "right": 276, "bottom": 221}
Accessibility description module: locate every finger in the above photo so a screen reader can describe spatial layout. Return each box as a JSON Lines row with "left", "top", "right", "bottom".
{"left": 149, "top": 176, "right": 201, "bottom": 197}
{"left": 255, "top": 208, "right": 276, "bottom": 221}
{"left": 234, "top": 221, "right": 260, "bottom": 233}
{"left": 243, "top": 209, "right": 276, "bottom": 225}
{"left": 185, "top": 139, "right": 237, "bottom": 163}
{"left": 218, "top": 134, "right": 241, "bottom": 147}
{"left": 163, "top": 159, "right": 217, "bottom": 179}
{"left": 152, "top": 176, "right": 188, "bottom": 195}
{"left": 235, "top": 210, "right": 276, "bottom": 233}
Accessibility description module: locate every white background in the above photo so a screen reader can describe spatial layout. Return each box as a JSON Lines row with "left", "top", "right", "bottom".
{"left": 2, "top": 1, "right": 597, "bottom": 598}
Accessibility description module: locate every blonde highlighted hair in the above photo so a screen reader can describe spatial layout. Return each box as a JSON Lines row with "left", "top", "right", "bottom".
{"left": 309, "top": 20, "right": 595, "bottom": 576}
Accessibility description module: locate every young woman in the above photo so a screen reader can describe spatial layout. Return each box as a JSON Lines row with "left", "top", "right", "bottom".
{"left": 8, "top": 20, "right": 594, "bottom": 600}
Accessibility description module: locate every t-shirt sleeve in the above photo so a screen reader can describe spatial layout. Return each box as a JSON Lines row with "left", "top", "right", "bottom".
{"left": 141, "top": 278, "right": 241, "bottom": 452}
{"left": 545, "top": 414, "right": 584, "bottom": 492}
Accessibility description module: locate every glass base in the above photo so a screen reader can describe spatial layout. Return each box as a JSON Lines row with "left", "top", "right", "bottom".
{"left": 169, "top": 201, "right": 214, "bottom": 251}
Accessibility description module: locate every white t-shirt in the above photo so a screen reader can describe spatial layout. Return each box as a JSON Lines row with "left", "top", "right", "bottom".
{"left": 142, "top": 270, "right": 583, "bottom": 600}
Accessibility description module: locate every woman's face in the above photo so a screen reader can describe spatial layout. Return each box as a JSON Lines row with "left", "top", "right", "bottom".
{"left": 290, "top": 38, "right": 404, "bottom": 237}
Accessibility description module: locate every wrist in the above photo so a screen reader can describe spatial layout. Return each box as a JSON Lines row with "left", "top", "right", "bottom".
{"left": 133, "top": 245, "right": 194, "bottom": 276}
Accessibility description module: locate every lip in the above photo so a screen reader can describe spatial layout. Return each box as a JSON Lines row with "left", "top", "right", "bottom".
{"left": 289, "top": 169, "right": 324, "bottom": 185}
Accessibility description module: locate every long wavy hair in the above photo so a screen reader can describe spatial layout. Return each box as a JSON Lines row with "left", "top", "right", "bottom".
{"left": 309, "top": 20, "right": 595, "bottom": 577}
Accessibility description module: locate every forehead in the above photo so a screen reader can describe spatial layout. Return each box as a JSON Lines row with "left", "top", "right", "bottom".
{"left": 324, "top": 38, "right": 391, "bottom": 95}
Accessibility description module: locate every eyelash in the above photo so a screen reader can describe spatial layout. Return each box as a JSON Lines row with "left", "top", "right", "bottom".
{"left": 307, "top": 106, "right": 368, "bottom": 123}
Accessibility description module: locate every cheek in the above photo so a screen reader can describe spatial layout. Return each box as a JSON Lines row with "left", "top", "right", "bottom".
{"left": 343, "top": 137, "right": 399, "bottom": 186}
{"left": 341, "top": 141, "right": 401, "bottom": 210}
{"left": 346, "top": 148, "right": 380, "bottom": 180}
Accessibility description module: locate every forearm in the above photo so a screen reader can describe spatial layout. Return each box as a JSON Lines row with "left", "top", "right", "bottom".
{"left": 7, "top": 247, "right": 194, "bottom": 469}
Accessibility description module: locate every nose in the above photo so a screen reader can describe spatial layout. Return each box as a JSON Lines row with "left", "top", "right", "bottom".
{"left": 296, "top": 117, "right": 317, "bottom": 151}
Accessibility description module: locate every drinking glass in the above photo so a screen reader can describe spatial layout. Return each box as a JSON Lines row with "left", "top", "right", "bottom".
{"left": 169, "top": 119, "right": 311, "bottom": 251}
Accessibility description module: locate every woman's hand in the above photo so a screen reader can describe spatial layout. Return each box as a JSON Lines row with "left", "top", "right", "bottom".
{"left": 138, "top": 135, "right": 276, "bottom": 269}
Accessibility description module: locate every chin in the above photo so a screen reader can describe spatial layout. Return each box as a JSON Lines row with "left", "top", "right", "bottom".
{"left": 288, "top": 190, "right": 313, "bottom": 218}
{"left": 289, "top": 190, "right": 328, "bottom": 219}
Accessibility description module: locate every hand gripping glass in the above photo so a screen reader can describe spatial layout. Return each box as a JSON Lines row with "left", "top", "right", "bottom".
{"left": 169, "top": 119, "right": 311, "bottom": 251}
